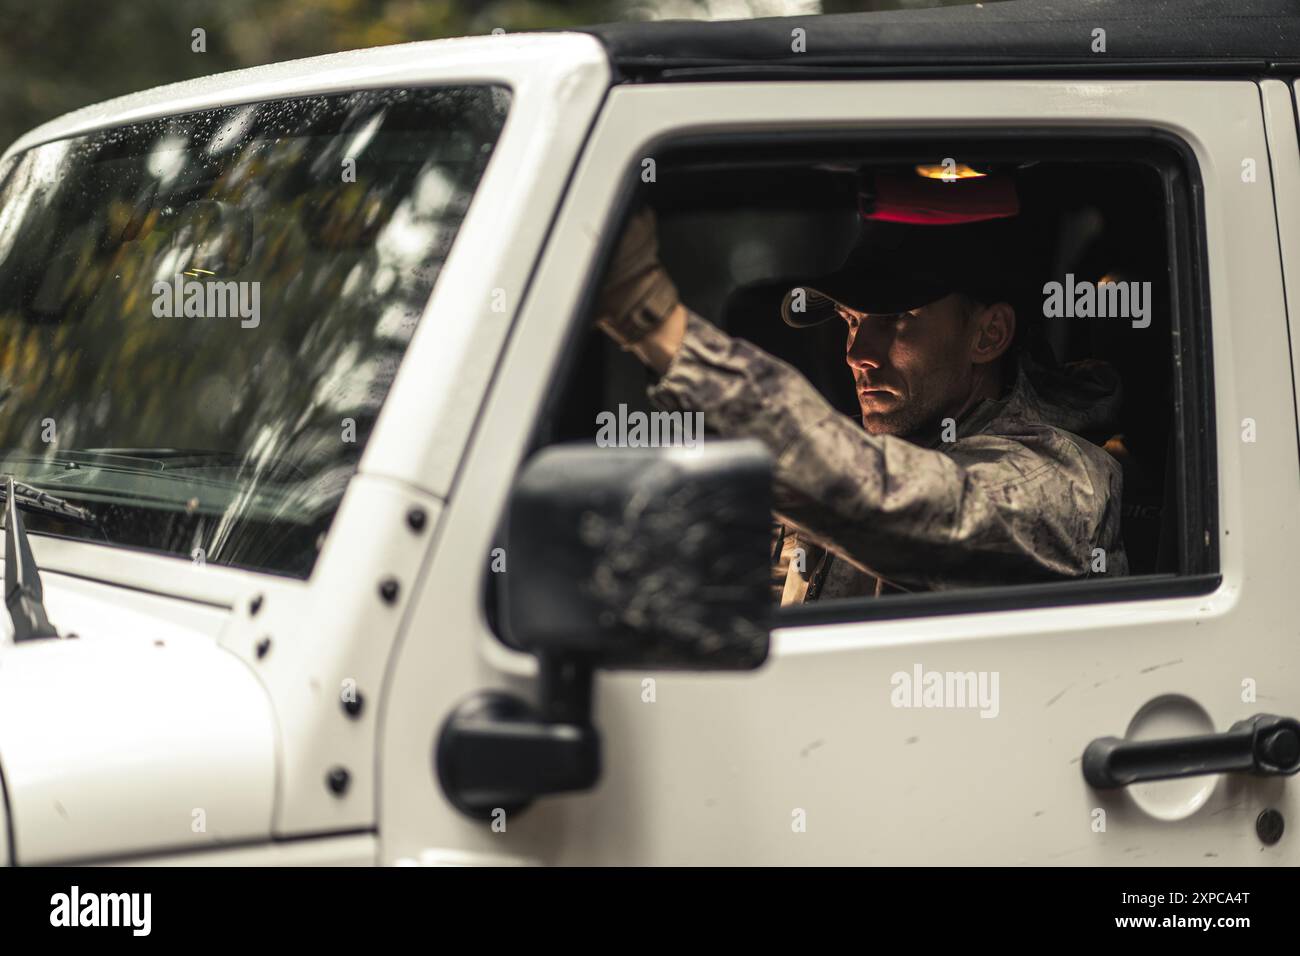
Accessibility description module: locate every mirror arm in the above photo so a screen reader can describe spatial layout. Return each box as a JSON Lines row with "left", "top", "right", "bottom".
{"left": 537, "top": 652, "right": 594, "bottom": 725}
{"left": 434, "top": 653, "right": 600, "bottom": 820}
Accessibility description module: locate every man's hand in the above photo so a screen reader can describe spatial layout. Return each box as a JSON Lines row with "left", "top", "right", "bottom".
{"left": 593, "top": 206, "right": 688, "bottom": 374}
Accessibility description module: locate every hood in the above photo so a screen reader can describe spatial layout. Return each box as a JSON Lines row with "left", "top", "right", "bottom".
{"left": 0, "top": 573, "right": 276, "bottom": 865}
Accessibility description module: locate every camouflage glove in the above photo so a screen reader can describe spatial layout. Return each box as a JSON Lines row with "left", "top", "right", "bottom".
{"left": 593, "top": 206, "right": 682, "bottom": 349}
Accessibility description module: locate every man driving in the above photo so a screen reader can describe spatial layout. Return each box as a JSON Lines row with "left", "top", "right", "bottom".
{"left": 593, "top": 184, "right": 1127, "bottom": 605}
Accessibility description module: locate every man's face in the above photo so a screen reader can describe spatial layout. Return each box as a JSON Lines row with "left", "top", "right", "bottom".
{"left": 839, "top": 293, "right": 978, "bottom": 437}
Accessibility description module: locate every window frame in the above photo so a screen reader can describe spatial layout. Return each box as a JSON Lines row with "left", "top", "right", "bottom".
{"left": 514, "top": 125, "right": 1219, "bottom": 629}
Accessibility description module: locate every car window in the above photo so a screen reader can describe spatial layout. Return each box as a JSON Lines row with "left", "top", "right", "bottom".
{"left": 525, "top": 135, "right": 1215, "bottom": 621}
{"left": 0, "top": 85, "right": 509, "bottom": 576}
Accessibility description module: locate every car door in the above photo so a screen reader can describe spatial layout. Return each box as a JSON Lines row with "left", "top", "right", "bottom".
{"left": 382, "top": 78, "right": 1300, "bottom": 865}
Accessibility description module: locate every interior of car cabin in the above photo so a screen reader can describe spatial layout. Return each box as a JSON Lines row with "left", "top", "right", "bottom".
{"left": 533, "top": 137, "right": 1196, "bottom": 590}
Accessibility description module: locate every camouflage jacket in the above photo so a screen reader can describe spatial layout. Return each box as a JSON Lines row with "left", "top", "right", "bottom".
{"left": 646, "top": 310, "right": 1128, "bottom": 604}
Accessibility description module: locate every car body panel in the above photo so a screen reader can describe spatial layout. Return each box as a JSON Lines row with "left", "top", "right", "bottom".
{"left": 0, "top": 581, "right": 273, "bottom": 864}
{"left": 113, "top": 832, "right": 377, "bottom": 866}
{"left": 381, "top": 78, "right": 1300, "bottom": 864}
{"left": 1265, "top": 79, "right": 1300, "bottom": 454}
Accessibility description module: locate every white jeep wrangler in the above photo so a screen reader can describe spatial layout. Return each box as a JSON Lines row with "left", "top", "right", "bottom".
{"left": 1, "top": 0, "right": 1299, "bottom": 866}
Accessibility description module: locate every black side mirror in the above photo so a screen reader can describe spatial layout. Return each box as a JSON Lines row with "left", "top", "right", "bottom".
{"left": 504, "top": 439, "right": 772, "bottom": 669}
{"left": 436, "top": 439, "right": 773, "bottom": 819}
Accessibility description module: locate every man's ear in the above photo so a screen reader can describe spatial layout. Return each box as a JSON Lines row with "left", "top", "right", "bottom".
{"left": 970, "top": 301, "right": 1016, "bottom": 366}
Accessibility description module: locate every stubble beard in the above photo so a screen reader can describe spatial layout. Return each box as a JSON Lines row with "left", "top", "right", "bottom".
{"left": 862, "top": 405, "right": 928, "bottom": 437}
{"left": 860, "top": 385, "right": 939, "bottom": 437}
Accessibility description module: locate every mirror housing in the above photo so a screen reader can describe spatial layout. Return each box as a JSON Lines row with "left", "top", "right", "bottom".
{"left": 438, "top": 439, "right": 773, "bottom": 818}
{"left": 503, "top": 439, "right": 772, "bottom": 670}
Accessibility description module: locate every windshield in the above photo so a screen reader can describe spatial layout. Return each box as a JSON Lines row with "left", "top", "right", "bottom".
{"left": 0, "top": 85, "right": 509, "bottom": 576}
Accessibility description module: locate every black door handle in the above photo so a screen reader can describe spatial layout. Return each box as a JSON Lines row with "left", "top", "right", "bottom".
{"left": 1082, "top": 713, "right": 1300, "bottom": 789}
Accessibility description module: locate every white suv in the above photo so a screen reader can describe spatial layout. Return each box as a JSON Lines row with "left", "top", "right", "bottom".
{"left": 1, "top": 2, "right": 1299, "bottom": 865}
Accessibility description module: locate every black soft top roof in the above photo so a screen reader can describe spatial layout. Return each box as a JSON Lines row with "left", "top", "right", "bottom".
{"left": 575, "top": 0, "right": 1300, "bottom": 80}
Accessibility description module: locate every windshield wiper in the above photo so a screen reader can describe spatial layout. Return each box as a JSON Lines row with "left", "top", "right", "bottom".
{"left": 1, "top": 476, "right": 97, "bottom": 642}
{"left": 0, "top": 478, "right": 97, "bottom": 526}
{"left": 0, "top": 448, "right": 308, "bottom": 483}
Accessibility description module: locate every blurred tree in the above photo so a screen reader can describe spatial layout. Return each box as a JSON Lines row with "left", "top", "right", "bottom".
{"left": 0, "top": 0, "right": 987, "bottom": 150}
{"left": 0, "top": 0, "right": 623, "bottom": 149}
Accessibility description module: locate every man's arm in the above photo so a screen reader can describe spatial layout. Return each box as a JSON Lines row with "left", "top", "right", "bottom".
{"left": 646, "top": 310, "right": 1119, "bottom": 591}
{"left": 628, "top": 302, "right": 687, "bottom": 374}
